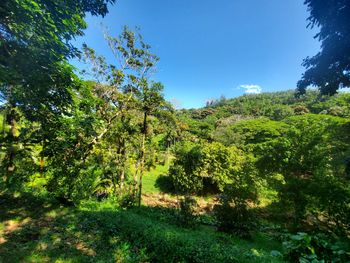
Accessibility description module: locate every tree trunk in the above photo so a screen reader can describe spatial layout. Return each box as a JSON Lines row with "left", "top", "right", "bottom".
{"left": 134, "top": 160, "right": 139, "bottom": 193}
{"left": 5, "top": 100, "right": 17, "bottom": 183}
{"left": 119, "top": 113, "right": 128, "bottom": 190}
{"left": 165, "top": 136, "right": 171, "bottom": 165}
{"left": 120, "top": 169, "right": 125, "bottom": 190}
{"left": 138, "top": 111, "right": 147, "bottom": 207}
{"left": 2, "top": 111, "right": 6, "bottom": 138}
{"left": 119, "top": 141, "right": 126, "bottom": 190}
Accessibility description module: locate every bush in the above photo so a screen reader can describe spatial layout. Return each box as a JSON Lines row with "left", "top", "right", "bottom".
{"left": 177, "top": 195, "right": 198, "bottom": 228}
{"left": 168, "top": 143, "right": 204, "bottom": 194}
{"left": 214, "top": 184, "right": 257, "bottom": 238}
{"left": 282, "top": 232, "right": 350, "bottom": 262}
{"left": 168, "top": 142, "right": 245, "bottom": 195}
{"left": 155, "top": 175, "right": 175, "bottom": 193}
{"left": 119, "top": 192, "right": 137, "bottom": 209}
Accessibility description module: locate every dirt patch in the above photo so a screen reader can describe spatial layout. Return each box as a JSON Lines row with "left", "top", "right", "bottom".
{"left": 0, "top": 217, "right": 32, "bottom": 244}
{"left": 76, "top": 241, "right": 96, "bottom": 256}
{"left": 142, "top": 193, "right": 178, "bottom": 209}
{"left": 142, "top": 193, "right": 218, "bottom": 214}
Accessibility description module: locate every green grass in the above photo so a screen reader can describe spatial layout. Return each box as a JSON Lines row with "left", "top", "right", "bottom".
{"left": 0, "top": 193, "right": 147, "bottom": 263}
{"left": 0, "top": 192, "right": 284, "bottom": 263}
{"left": 143, "top": 164, "right": 169, "bottom": 194}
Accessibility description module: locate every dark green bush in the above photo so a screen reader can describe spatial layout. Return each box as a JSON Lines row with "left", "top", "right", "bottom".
{"left": 155, "top": 175, "right": 175, "bottom": 193}
{"left": 282, "top": 232, "right": 350, "bottom": 262}
{"left": 214, "top": 184, "right": 257, "bottom": 238}
{"left": 177, "top": 195, "right": 198, "bottom": 228}
{"left": 119, "top": 192, "right": 137, "bottom": 209}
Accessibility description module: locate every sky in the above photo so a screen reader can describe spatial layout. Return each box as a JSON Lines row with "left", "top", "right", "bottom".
{"left": 71, "top": 0, "right": 321, "bottom": 109}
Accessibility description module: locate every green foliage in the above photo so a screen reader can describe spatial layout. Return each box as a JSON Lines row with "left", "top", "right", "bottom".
{"left": 169, "top": 142, "right": 245, "bottom": 194}
{"left": 310, "top": 93, "right": 350, "bottom": 118}
{"left": 2, "top": 1, "right": 350, "bottom": 261}
{"left": 0, "top": 193, "right": 148, "bottom": 263}
{"left": 155, "top": 175, "right": 175, "bottom": 193}
{"left": 179, "top": 91, "right": 350, "bottom": 140}
{"left": 256, "top": 114, "right": 350, "bottom": 230}
{"left": 177, "top": 195, "right": 198, "bottom": 228}
{"left": 2, "top": 192, "right": 286, "bottom": 263}
{"left": 182, "top": 90, "right": 318, "bottom": 123}
{"left": 107, "top": 208, "right": 282, "bottom": 263}
{"left": 201, "top": 142, "right": 245, "bottom": 190}
{"left": 40, "top": 26, "right": 168, "bottom": 204}
{"left": 293, "top": 105, "right": 310, "bottom": 115}
{"left": 119, "top": 192, "right": 138, "bottom": 209}
{"left": 169, "top": 163, "right": 203, "bottom": 194}
{"left": 0, "top": 0, "right": 116, "bottom": 125}
{"left": 214, "top": 171, "right": 258, "bottom": 238}
{"left": 298, "top": 0, "right": 350, "bottom": 95}
{"left": 282, "top": 232, "right": 350, "bottom": 262}
{"left": 0, "top": 0, "right": 117, "bottom": 198}
{"left": 213, "top": 118, "right": 288, "bottom": 147}
{"left": 169, "top": 143, "right": 204, "bottom": 194}
{"left": 142, "top": 164, "right": 170, "bottom": 193}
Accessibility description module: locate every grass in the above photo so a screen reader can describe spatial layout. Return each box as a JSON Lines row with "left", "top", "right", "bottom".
{"left": 0, "top": 192, "right": 284, "bottom": 263}
{"left": 143, "top": 164, "right": 169, "bottom": 194}
{"left": 0, "top": 193, "right": 147, "bottom": 263}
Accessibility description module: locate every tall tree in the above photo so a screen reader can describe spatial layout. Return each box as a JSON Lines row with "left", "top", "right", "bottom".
{"left": 297, "top": 0, "right": 350, "bottom": 95}
{"left": 81, "top": 27, "right": 166, "bottom": 204}
{"left": 136, "top": 81, "right": 165, "bottom": 206}
{"left": 0, "top": 0, "right": 115, "bottom": 86}
{"left": 101, "top": 27, "right": 165, "bottom": 205}
{"left": 0, "top": 0, "right": 116, "bottom": 122}
{"left": 256, "top": 114, "right": 350, "bottom": 228}
{"left": 0, "top": 0, "right": 116, "bottom": 180}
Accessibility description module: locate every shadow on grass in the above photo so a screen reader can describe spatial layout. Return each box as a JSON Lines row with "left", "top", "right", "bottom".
{"left": 0, "top": 192, "right": 283, "bottom": 263}
{"left": 155, "top": 175, "right": 220, "bottom": 197}
{"left": 154, "top": 175, "right": 175, "bottom": 193}
{"left": 0, "top": 192, "right": 147, "bottom": 262}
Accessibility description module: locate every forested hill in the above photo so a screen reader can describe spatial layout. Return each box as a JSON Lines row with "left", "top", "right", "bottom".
{"left": 176, "top": 90, "right": 350, "bottom": 140}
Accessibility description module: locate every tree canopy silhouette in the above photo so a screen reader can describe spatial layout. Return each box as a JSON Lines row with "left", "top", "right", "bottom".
{"left": 297, "top": 0, "right": 350, "bottom": 95}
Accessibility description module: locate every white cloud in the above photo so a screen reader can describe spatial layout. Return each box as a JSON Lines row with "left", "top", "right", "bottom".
{"left": 339, "top": 87, "right": 350, "bottom": 93}
{"left": 239, "top": 84, "right": 262, "bottom": 94}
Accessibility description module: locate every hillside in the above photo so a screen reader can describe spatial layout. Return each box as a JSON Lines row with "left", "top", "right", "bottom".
{"left": 176, "top": 90, "right": 350, "bottom": 140}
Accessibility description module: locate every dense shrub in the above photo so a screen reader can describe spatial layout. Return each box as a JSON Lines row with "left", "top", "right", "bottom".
{"left": 177, "top": 195, "right": 198, "bottom": 228}
{"left": 169, "top": 163, "right": 203, "bottom": 194}
{"left": 282, "top": 232, "right": 350, "bottom": 262}
{"left": 256, "top": 114, "right": 350, "bottom": 231}
{"left": 119, "top": 192, "right": 138, "bottom": 209}
{"left": 214, "top": 183, "right": 257, "bottom": 238}
{"left": 169, "top": 142, "right": 245, "bottom": 195}
{"left": 155, "top": 175, "right": 175, "bottom": 193}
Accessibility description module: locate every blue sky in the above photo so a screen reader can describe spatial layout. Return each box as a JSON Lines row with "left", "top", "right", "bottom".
{"left": 72, "top": 0, "right": 320, "bottom": 109}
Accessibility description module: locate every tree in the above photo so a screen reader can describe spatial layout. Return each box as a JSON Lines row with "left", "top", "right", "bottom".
{"left": 169, "top": 142, "right": 245, "bottom": 194}
{"left": 81, "top": 27, "right": 166, "bottom": 205}
{"left": 0, "top": 0, "right": 115, "bottom": 86}
{"left": 297, "top": 0, "right": 350, "bottom": 95}
{"left": 256, "top": 114, "right": 350, "bottom": 230}
{"left": 212, "top": 118, "right": 288, "bottom": 147}
{"left": 0, "top": 0, "right": 116, "bottom": 117}
{"left": 136, "top": 81, "right": 166, "bottom": 206}
{"left": 0, "top": 0, "right": 116, "bottom": 182}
